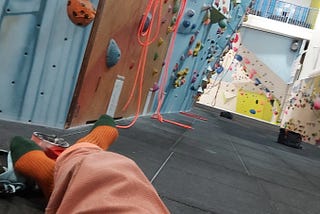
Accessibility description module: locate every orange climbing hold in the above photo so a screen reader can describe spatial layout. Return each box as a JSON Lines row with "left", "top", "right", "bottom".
{"left": 67, "top": 0, "right": 96, "bottom": 26}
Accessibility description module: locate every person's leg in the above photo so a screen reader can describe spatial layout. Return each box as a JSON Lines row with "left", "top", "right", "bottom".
{"left": 10, "top": 136, "right": 54, "bottom": 199}
{"left": 75, "top": 114, "right": 119, "bottom": 150}
{"left": 10, "top": 114, "right": 119, "bottom": 199}
{"left": 47, "top": 144, "right": 169, "bottom": 214}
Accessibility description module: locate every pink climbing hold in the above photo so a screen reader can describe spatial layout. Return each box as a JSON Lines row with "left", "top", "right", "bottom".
{"left": 189, "top": 35, "right": 195, "bottom": 46}
{"left": 249, "top": 69, "right": 257, "bottom": 79}
{"left": 244, "top": 57, "right": 250, "bottom": 64}
{"left": 313, "top": 97, "right": 320, "bottom": 110}
{"left": 152, "top": 83, "right": 160, "bottom": 92}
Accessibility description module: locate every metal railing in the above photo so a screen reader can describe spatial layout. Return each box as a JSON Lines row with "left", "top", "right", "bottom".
{"left": 249, "top": 0, "right": 319, "bottom": 29}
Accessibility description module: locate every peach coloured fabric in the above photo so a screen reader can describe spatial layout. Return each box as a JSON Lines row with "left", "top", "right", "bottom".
{"left": 46, "top": 143, "right": 169, "bottom": 214}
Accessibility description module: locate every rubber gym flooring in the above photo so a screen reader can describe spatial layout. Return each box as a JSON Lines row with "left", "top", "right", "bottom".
{"left": 1, "top": 104, "right": 320, "bottom": 214}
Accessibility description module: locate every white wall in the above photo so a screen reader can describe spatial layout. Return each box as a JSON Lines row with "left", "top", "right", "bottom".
{"left": 299, "top": 11, "right": 320, "bottom": 79}
{"left": 243, "top": 15, "right": 313, "bottom": 40}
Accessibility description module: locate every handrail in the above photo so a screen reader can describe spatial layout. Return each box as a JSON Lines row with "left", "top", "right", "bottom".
{"left": 249, "top": 0, "right": 319, "bottom": 29}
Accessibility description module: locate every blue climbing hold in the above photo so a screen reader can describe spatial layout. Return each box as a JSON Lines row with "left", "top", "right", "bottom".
{"left": 218, "top": 19, "right": 227, "bottom": 28}
{"left": 254, "top": 78, "right": 261, "bottom": 86}
{"left": 183, "top": 20, "right": 191, "bottom": 28}
{"left": 186, "top": 9, "right": 195, "bottom": 17}
{"left": 141, "top": 13, "right": 152, "bottom": 34}
{"left": 234, "top": 54, "right": 243, "bottom": 61}
{"left": 216, "top": 66, "right": 224, "bottom": 74}
{"left": 106, "top": 39, "right": 121, "bottom": 68}
{"left": 249, "top": 109, "right": 256, "bottom": 114}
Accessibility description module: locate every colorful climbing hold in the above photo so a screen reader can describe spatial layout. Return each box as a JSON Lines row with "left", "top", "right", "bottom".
{"left": 186, "top": 9, "right": 195, "bottom": 17}
{"left": 67, "top": 0, "right": 96, "bottom": 26}
{"left": 152, "top": 82, "right": 160, "bottom": 92}
{"left": 153, "top": 52, "right": 159, "bottom": 61}
{"left": 244, "top": 57, "right": 250, "bottom": 64}
{"left": 193, "top": 42, "right": 202, "bottom": 56}
{"left": 140, "top": 13, "right": 152, "bottom": 35}
{"left": 202, "top": 9, "right": 211, "bottom": 25}
{"left": 216, "top": 66, "right": 223, "bottom": 74}
{"left": 158, "top": 37, "right": 164, "bottom": 46}
{"left": 187, "top": 49, "right": 193, "bottom": 56}
{"left": 313, "top": 96, "right": 320, "bottom": 110}
{"left": 218, "top": 19, "right": 227, "bottom": 28}
{"left": 189, "top": 35, "right": 195, "bottom": 46}
{"left": 234, "top": 54, "right": 243, "bottom": 62}
{"left": 191, "top": 76, "right": 197, "bottom": 83}
{"left": 129, "top": 61, "right": 135, "bottom": 70}
{"left": 197, "top": 86, "right": 204, "bottom": 93}
{"left": 249, "top": 109, "right": 256, "bottom": 114}
{"left": 183, "top": 20, "right": 191, "bottom": 28}
{"left": 173, "top": 63, "right": 179, "bottom": 71}
{"left": 152, "top": 68, "right": 159, "bottom": 75}
{"left": 106, "top": 39, "right": 121, "bottom": 68}
{"left": 254, "top": 78, "right": 261, "bottom": 86}
{"left": 177, "top": 68, "right": 189, "bottom": 77}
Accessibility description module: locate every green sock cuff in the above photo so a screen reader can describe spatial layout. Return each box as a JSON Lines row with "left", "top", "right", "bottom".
{"left": 91, "top": 114, "right": 116, "bottom": 131}
{"left": 10, "top": 136, "right": 42, "bottom": 164}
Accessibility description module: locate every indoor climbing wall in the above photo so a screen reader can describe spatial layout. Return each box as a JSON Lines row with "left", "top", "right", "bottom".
{"left": 0, "top": 0, "right": 98, "bottom": 128}
{"left": 281, "top": 75, "right": 320, "bottom": 145}
{"left": 152, "top": 0, "right": 253, "bottom": 114}
{"left": 198, "top": 41, "right": 287, "bottom": 124}
{"left": 66, "top": 0, "right": 177, "bottom": 127}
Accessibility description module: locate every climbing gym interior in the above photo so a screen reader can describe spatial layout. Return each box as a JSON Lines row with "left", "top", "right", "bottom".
{"left": 0, "top": 0, "right": 319, "bottom": 144}
{"left": 2, "top": 0, "right": 320, "bottom": 213}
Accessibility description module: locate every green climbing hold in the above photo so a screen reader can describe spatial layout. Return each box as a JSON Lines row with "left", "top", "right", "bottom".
{"left": 154, "top": 52, "right": 159, "bottom": 61}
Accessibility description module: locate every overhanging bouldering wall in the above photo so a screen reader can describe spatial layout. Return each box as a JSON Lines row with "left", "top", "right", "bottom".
{"left": 0, "top": 0, "right": 98, "bottom": 128}
{"left": 66, "top": 0, "right": 176, "bottom": 127}
{"left": 151, "top": 0, "right": 253, "bottom": 114}
{"left": 281, "top": 75, "right": 320, "bottom": 145}
{"left": 198, "top": 40, "right": 288, "bottom": 124}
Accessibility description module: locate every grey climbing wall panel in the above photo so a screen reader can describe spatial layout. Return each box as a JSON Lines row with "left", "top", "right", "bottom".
{"left": 0, "top": 0, "right": 99, "bottom": 128}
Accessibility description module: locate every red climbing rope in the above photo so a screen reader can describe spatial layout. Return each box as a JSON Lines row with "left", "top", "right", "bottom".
{"left": 117, "top": 0, "right": 164, "bottom": 129}
{"left": 152, "top": 0, "right": 192, "bottom": 129}
{"left": 179, "top": 111, "right": 208, "bottom": 121}
{"left": 117, "top": 0, "right": 189, "bottom": 129}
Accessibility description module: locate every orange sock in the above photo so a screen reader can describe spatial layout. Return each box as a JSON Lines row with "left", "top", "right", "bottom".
{"left": 76, "top": 115, "right": 119, "bottom": 150}
{"left": 10, "top": 136, "right": 55, "bottom": 199}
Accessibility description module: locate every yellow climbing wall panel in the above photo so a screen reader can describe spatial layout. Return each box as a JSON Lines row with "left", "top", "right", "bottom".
{"left": 311, "top": 0, "right": 320, "bottom": 8}
{"left": 236, "top": 90, "right": 275, "bottom": 122}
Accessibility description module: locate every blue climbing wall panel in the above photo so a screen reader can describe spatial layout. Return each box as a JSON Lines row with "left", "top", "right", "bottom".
{"left": 152, "top": 0, "right": 252, "bottom": 114}
{"left": 0, "top": 0, "right": 98, "bottom": 128}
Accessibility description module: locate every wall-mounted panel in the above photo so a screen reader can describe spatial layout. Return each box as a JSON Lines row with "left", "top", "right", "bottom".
{"left": 152, "top": 0, "right": 252, "bottom": 114}
{"left": 66, "top": 0, "right": 176, "bottom": 127}
{"left": 0, "top": 0, "right": 98, "bottom": 128}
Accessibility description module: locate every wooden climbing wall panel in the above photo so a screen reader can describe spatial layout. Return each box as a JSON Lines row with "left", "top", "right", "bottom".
{"left": 66, "top": 0, "right": 175, "bottom": 127}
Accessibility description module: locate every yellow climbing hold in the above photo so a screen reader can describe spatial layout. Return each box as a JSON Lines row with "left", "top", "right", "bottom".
{"left": 158, "top": 37, "right": 164, "bottom": 46}
{"left": 193, "top": 42, "right": 202, "bottom": 56}
{"left": 177, "top": 68, "right": 189, "bottom": 77}
{"left": 152, "top": 68, "right": 159, "bottom": 75}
